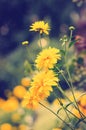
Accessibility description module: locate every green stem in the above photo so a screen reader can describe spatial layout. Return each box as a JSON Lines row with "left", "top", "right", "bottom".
{"left": 57, "top": 84, "right": 82, "bottom": 120}
{"left": 55, "top": 66, "right": 75, "bottom": 103}
{"left": 39, "top": 102, "right": 75, "bottom": 130}
{"left": 53, "top": 91, "right": 71, "bottom": 121}
{"left": 63, "top": 30, "right": 85, "bottom": 118}
{"left": 58, "top": 84, "right": 71, "bottom": 102}
{"left": 65, "top": 108, "right": 79, "bottom": 119}
{"left": 74, "top": 116, "right": 86, "bottom": 129}
{"left": 56, "top": 67, "right": 85, "bottom": 117}
{"left": 66, "top": 66, "right": 84, "bottom": 118}
{"left": 56, "top": 66, "right": 70, "bottom": 87}
{"left": 39, "top": 33, "right": 42, "bottom": 49}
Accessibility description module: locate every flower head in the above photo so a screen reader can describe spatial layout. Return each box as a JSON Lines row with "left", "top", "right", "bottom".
{"left": 2, "top": 97, "right": 19, "bottom": 112}
{"left": 22, "top": 70, "right": 59, "bottom": 109}
{"left": 22, "top": 91, "right": 40, "bottom": 109}
{"left": 35, "top": 47, "right": 61, "bottom": 70}
{"left": 21, "top": 77, "right": 31, "bottom": 87}
{"left": 31, "top": 70, "right": 59, "bottom": 98}
{"left": 1, "top": 123, "right": 12, "bottom": 130}
{"left": 69, "top": 26, "right": 75, "bottom": 30}
{"left": 13, "top": 85, "right": 27, "bottom": 99}
{"left": 22, "top": 41, "right": 29, "bottom": 45}
{"left": 53, "top": 128, "right": 62, "bottom": 130}
{"left": 29, "top": 21, "right": 50, "bottom": 35}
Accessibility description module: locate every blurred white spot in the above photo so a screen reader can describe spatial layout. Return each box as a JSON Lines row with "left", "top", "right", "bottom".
{"left": 24, "top": 115, "right": 33, "bottom": 125}
{"left": 38, "top": 38, "right": 48, "bottom": 48}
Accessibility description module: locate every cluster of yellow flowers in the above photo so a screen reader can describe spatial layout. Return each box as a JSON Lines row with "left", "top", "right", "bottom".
{"left": 0, "top": 77, "right": 31, "bottom": 112}
{"left": 0, "top": 123, "right": 30, "bottom": 130}
{"left": 22, "top": 48, "right": 61, "bottom": 109}
{"left": 21, "top": 21, "right": 62, "bottom": 109}
{"left": 21, "top": 20, "right": 86, "bottom": 130}
{"left": 0, "top": 77, "right": 33, "bottom": 130}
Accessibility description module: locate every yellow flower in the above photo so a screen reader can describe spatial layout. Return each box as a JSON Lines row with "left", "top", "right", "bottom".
{"left": 31, "top": 70, "right": 59, "bottom": 100}
{"left": 13, "top": 85, "right": 27, "bottom": 99}
{"left": 53, "top": 128, "right": 62, "bottom": 130}
{"left": 2, "top": 97, "right": 19, "bottom": 112}
{"left": 18, "top": 124, "right": 28, "bottom": 130}
{"left": 22, "top": 41, "right": 29, "bottom": 45}
{"left": 21, "top": 77, "right": 31, "bottom": 87}
{"left": 29, "top": 21, "right": 50, "bottom": 35}
{"left": 22, "top": 91, "right": 39, "bottom": 109}
{"left": 79, "top": 94, "right": 86, "bottom": 107}
{"left": 0, "top": 98, "right": 5, "bottom": 108}
{"left": 35, "top": 47, "right": 61, "bottom": 70}
{"left": 72, "top": 94, "right": 86, "bottom": 118}
{"left": 31, "top": 70, "right": 59, "bottom": 93}
{"left": 1, "top": 123, "right": 12, "bottom": 130}
{"left": 22, "top": 70, "right": 59, "bottom": 109}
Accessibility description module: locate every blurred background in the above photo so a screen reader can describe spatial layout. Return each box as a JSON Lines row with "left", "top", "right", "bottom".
{"left": 0, "top": 0, "right": 86, "bottom": 130}
{"left": 0, "top": 0, "right": 86, "bottom": 106}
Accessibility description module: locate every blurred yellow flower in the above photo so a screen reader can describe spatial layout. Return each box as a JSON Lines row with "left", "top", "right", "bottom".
{"left": 13, "top": 85, "right": 27, "bottom": 99}
{"left": 66, "top": 90, "right": 83, "bottom": 102}
{"left": 18, "top": 124, "right": 28, "bottom": 130}
{"left": 0, "top": 98, "right": 5, "bottom": 108}
{"left": 22, "top": 41, "right": 29, "bottom": 45}
{"left": 2, "top": 97, "right": 19, "bottom": 112}
{"left": 1, "top": 123, "right": 12, "bottom": 130}
{"left": 21, "top": 77, "right": 31, "bottom": 87}
{"left": 53, "top": 128, "right": 62, "bottom": 130}
{"left": 72, "top": 94, "right": 86, "bottom": 118}
{"left": 79, "top": 94, "right": 86, "bottom": 107}
{"left": 29, "top": 21, "right": 50, "bottom": 35}
{"left": 35, "top": 47, "right": 61, "bottom": 70}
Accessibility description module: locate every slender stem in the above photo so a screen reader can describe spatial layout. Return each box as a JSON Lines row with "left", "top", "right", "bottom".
{"left": 69, "top": 30, "right": 73, "bottom": 43}
{"left": 58, "top": 84, "right": 71, "bottom": 102}
{"left": 66, "top": 66, "right": 84, "bottom": 118}
{"left": 56, "top": 66, "right": 70, "bottom": 87}
{"left": 57, "top": 84, "right": 82, "bottom": 120}
{"left": 39, "top": 102, "right": 75, "bottom": 130}
{"left": 63, "top": 31, "right": 85, "bottom": 118}
{"left": 59, "top": 98, "right": 71, "bottom": 122}
{"left": 65, "top": 108, "right": 79, "bottom": 119}
{"left": 55, "top": 66, "right": 75, "bottom": 103}
{"left": 39, "top": 33, "right": 42, "bottom": 49}
{"left": 74, "top": 116, "right": 86, "bottom": 129}
{"left": 53, "top": 91, "right": 71, "bottom": 121}
{"left": 56, "top": 67, "right": 85, "bottom": 117}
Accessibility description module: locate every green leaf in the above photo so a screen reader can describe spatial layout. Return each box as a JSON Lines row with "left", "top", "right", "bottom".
{"left": 68, "top": 40, "right": 76, "bottom": 48}
{"left": 69, "top": 39, "right": 80, "bottom": 48}
{"left": 60, "top": 50, "right": 65, "bottom": 55}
